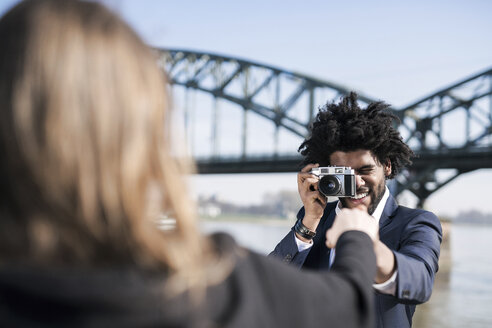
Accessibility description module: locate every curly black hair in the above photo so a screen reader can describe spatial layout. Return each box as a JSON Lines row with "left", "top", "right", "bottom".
{"left": 299, "top": 92, "right": 414, "bottom": 179}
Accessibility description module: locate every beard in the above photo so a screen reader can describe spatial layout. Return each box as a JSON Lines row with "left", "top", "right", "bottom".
{"left": 340, "top": 180, "right": 386, "bottom": 215}
{"left": 367, "top": 181, "right": 386, "bottom": 215}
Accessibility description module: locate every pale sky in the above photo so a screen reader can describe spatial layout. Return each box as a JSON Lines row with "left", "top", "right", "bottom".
{"left": 1, "top": 0, "right": 491, "bottom": 217}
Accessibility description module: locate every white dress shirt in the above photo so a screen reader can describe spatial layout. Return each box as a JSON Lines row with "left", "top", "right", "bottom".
{"left": 294, "top": 186, "right": 397, "bottom": 295}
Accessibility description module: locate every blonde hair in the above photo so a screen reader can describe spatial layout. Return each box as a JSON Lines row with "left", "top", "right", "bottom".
{"left": 0, "top": 0, "right": 227, "bottom": 291}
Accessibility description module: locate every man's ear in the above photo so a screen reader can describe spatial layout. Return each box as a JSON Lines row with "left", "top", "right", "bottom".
{"left": 384, "top": 160, "right": 392, "bottom": 177}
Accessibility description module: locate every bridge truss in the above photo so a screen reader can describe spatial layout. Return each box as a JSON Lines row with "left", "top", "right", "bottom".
{"left": 156, "top": 48, "right": 492, "bottom": 207}
{"left": 395, "top": 68, "right": 492, "bottom": 206}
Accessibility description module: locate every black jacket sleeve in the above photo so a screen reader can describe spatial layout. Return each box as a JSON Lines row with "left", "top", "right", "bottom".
{"left": 208, "top": 231, "right": 377, "bottom": 328}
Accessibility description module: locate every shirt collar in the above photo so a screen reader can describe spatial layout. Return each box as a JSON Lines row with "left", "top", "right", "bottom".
{"left": 335, "top": 186, "right": 390, "bottom": 223}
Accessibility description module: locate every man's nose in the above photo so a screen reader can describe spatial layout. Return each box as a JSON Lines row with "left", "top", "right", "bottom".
{"left": 355, "top": 175, "right": 365, "bottom": 188}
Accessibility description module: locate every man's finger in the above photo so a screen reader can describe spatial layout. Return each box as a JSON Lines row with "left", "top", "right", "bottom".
{"left": 300, "top": 163, "right": 319, "bottom": 173}
{"left": 297, "top": 172, "right": 319, "bottom": 186}
{"left": 302, "top": 177, "right": 319, "bottom": 188}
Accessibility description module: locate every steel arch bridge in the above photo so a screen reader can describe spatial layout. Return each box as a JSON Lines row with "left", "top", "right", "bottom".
{"left": 156, "top": 48, "right": 492, "bottom": 207}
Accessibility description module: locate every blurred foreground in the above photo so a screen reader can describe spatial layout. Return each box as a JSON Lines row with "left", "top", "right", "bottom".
{"left": 202, "top": 218, "right": 492, "bottom": 328}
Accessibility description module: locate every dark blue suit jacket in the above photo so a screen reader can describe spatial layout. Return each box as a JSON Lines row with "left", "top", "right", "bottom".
{"left": 270, "top": 194, "right": 442, "bottom": 328}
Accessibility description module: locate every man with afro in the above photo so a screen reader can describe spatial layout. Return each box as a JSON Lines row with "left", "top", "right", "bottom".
{"left": 271, "top": 92, "right": 442, "bottom": 328}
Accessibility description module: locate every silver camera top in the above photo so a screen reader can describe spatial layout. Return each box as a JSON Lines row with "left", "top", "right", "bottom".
{"left": 310, "top": 166, "right": 355, "bottom": 176}
{"left": 309, "top": 166, "right": 356, "bottom": 197}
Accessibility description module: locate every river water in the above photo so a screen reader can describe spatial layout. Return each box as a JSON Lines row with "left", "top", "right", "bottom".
{"left": 201, "top": 221, "right": 492, "bottom": 328}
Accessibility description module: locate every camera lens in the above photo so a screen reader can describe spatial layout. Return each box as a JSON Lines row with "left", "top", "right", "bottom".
{"left": 318, "top": 175, "right": 341, "bottom": 196}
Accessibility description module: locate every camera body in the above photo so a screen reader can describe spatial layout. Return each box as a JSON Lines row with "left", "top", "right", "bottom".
{"left": 310, "top": 166, "right": 356, "bottom": 197}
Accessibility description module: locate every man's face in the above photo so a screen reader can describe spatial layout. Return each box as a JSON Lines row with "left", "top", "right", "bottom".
{"left": 329, "top": 149, "right": 391, "bottom": 215}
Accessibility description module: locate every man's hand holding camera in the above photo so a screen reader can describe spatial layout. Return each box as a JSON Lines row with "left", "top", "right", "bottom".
{"left": 297, "top": 163, "right": 357, "bottom": 243}
{"left": 296, "top": 163, "right": 327, "bottom": 242}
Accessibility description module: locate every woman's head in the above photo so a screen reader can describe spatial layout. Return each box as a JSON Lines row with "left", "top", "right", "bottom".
{"left": 0, "top": 0, "right": 212, "bottom": 287}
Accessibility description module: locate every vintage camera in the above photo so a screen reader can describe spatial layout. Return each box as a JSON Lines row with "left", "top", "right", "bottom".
{"left": 310, "top": 166, "right": 356, "bottom": 197}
